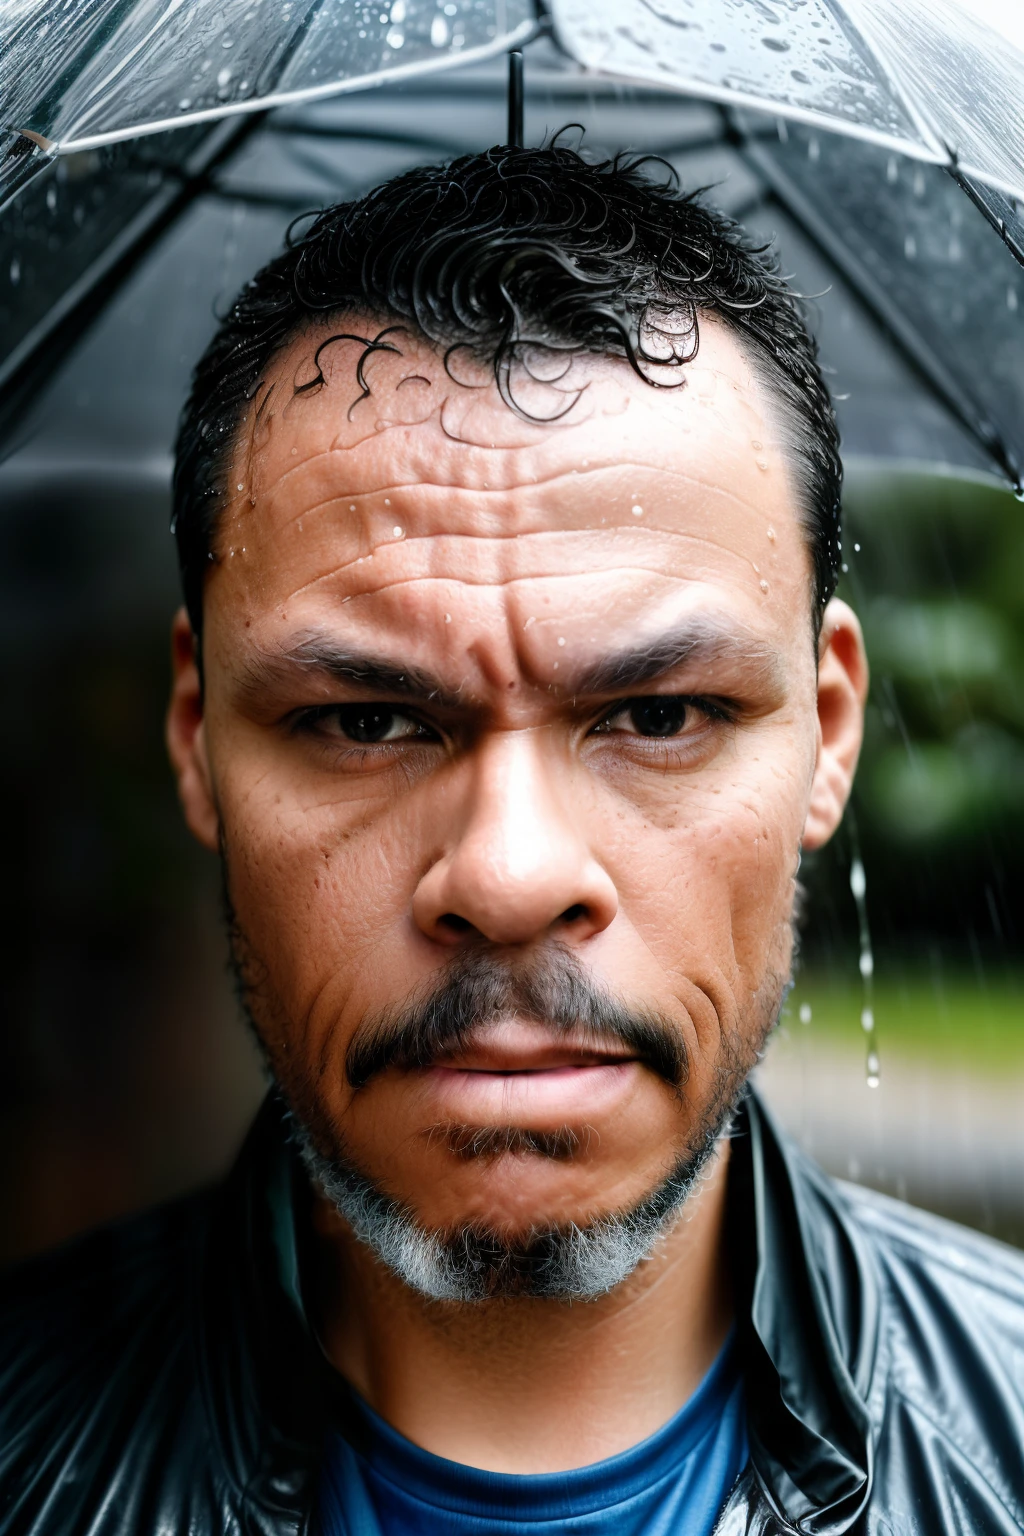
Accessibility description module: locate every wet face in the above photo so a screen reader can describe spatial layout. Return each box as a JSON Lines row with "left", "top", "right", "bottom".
{"left": 169, "top": 320, "right": 866, "bottom": 1246}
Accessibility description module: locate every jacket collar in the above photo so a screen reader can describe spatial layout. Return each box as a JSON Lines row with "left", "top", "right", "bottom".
{"left": 202, "top": 1089, "right": 882, "bottom": 1534}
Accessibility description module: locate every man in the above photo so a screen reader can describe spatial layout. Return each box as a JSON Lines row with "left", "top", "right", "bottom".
{"left": 2, "top": 143, "right": 1023, "bottom": 1536}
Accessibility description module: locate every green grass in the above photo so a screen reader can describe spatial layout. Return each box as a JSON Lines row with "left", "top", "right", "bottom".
{"left": 783, "top": 970, "right": 1024, "bottom": 1072}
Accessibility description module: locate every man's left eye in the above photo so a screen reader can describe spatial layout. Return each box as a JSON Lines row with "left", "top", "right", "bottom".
{"left": 319, "top": 705, "right": 426, "bottom": 743}
{"left": 599, "top": 698, "right": 696, "bottom": 738}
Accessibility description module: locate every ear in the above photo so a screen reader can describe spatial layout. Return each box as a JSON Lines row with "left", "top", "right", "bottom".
{"left": 802, "top": 598, "right": 869, "bottom": 851}
{"left": 166, "top": 608, "right": 220, "bottom": 852}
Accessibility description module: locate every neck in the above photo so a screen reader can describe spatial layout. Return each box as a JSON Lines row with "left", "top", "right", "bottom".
{"left": 309, "top": 1145, "right": 734, "bottom": 1473}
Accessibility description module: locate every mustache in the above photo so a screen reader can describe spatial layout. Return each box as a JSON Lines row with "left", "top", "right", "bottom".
{"left": 345, "top": 946, "right": 689, "bottom": 1091}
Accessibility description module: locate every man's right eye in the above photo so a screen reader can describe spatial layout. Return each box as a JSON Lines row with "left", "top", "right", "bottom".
{"left": 305, "top": 705, "right": 429, "bottom": 744}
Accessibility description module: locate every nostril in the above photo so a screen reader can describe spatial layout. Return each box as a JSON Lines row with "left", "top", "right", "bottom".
{"left": 438, "top": 913, "right": 473, "bottom": 936}
{"left": 559, "top": 904, "right": 587, "bottom": 925}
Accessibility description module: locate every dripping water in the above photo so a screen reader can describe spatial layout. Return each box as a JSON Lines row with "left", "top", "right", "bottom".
{"left": 847, "top": 814, "right": 879, "bottom": 1087}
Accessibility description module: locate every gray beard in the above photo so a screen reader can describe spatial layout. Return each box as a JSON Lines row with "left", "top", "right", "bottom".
{"left": 289, "top": 1105, "right": 735, "bottom": 1303}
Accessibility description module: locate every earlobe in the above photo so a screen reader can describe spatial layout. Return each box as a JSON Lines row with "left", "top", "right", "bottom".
{"left": 802, "top": 599, "right": 869, "bottom": 851}
{"left": 166, "top": 608, "right": 220, "bottom": 852}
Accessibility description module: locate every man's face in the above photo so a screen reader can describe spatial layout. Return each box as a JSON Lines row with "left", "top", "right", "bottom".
{"left": 169, "top": 320, "right": 865, "bottom": 1245}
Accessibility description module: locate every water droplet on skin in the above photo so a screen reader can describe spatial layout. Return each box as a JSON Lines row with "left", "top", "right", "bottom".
{"left": 632, "top": 504, "right": 644, "bottom": 517}
{"left": 557, "top": 636, "right": 566, "bottom": 646}
{"left": 444, "top": 613, "right": 452, "bottom": 624}
{"left": 236, "top": 482, "right": 244, "bottom": 491}
{"left": 384, "top": 498, "right": 391, "bottom": 506}
{"left": 392, "top": 526, "right": 403, "bottom": 538}
{"left": 349, "top": 504, "right": 356, "bottom": 513}
{"left": 524, "top": 617, "right": 535, "bottom": 629}
{"left": 767, "top": 526, "right": 776, "bottom": 541}
{"left": 290, "top": 446, "right": 298, "bottom": 455}
{"left": 799, "top": 1003, "right": 812, "bottom": 1025}
{"left": 751, "top": 439, "right": 763, "bottom": 451}
{"left": 757, "top": 460, "right": 768, "bottom": 472}
{"left": 552, "top": 661, "right": 559, "bottom": 670}
{"left": 760, "top": 579, "right": 770, "bottom": 594}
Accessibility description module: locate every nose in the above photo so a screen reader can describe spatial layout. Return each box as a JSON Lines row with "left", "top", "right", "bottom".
{"left": 412, "top": 731, "right": 618, "bottom": 948}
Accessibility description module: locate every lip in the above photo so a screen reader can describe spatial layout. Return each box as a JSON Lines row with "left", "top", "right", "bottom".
{"left": 413, "top": 1019, "right": 642, "bottom": 1122}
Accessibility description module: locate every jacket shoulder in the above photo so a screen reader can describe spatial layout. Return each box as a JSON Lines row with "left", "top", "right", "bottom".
{"left": 838, "top": 1182, "right": 1024, "bottom": 1532}
{"left": 0, "top": 1189, "right": 222, "bottom": 1534}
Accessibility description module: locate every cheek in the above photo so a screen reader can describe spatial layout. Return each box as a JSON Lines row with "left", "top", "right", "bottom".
{"left": 606, "top": 737, "right": 808, "bottom": 986}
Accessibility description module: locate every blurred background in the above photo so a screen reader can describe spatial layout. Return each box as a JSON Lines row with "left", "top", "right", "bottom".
{"left": 1, "top": 45, "right": 1021, "bottom": 1264}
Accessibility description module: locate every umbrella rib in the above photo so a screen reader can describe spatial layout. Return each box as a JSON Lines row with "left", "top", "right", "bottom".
{"left": 731, "top": 122, "right": 1020, "bottom": 490}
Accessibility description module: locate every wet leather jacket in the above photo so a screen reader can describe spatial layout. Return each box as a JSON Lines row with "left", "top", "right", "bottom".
{"left": 2, "top": 1090, "right": 1023, "bottom": 1535}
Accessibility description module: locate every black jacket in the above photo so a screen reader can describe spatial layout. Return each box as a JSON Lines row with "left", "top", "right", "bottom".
{"left": 2, "top": 1091, "right": 1024, "bottom": 1535}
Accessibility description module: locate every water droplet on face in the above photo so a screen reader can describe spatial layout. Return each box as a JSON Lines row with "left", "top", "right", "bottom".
{"left": 444, "top": 613, "right": 452, "bottom": 624}
{"left": 751, "top": 439, "right": 763, "bottom": 451}
{"left": 237, "top": 482, "right": 244, "bottom": 492}
{"left": 392, "top": 526, "right": 403, "bottom": 538}
{"left": 524, "top": 617, "right": 535, "bottom": 629}
{"left": 631, "top": 504, "right": 644, "bottom": 517}
{"left": 557, "top": 636, "right": 566, "bottom": 647}
{"left": 760, "top": 579, "right": 770, "bottom": 594}
{"left": 757, "top": 460, "right": 768, "bottom": 472}
{"left": 799, "top": 1003, "right": 812, "bottom": 1025}
{"left": 767, "top": 525, "right": 776, "bottom": 542}
{"left": 290, "top": 446, "right": 298, "bottom": 455}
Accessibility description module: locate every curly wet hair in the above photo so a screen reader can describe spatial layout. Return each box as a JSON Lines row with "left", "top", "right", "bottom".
{"left": 173, "top": 142, "right": 841, "bottom": 636}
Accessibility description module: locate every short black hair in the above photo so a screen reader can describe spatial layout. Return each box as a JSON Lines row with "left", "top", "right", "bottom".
{"left": 173, "top": 142, "right": 841, "bottom": 636}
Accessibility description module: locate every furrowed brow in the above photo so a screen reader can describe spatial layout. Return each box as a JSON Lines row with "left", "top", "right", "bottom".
{"left": 568, "top": 620, "right": 787, "bottom": 698}
{"left": 236, "top": 632, "right": 466, "bottom": 709}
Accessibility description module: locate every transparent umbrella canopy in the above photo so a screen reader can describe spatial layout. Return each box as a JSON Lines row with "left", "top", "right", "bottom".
{"left": 1, "top": 0, "right": 1024, "bottom": 485}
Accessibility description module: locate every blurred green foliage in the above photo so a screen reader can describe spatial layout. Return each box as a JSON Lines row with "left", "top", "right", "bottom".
{"left": 802, "top": 467, "right": 1024, "bottom": 961}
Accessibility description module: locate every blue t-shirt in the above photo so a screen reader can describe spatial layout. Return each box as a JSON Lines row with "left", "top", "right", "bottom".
{"left": 318, "top": 1339, "right": 747, "bottom": 1536}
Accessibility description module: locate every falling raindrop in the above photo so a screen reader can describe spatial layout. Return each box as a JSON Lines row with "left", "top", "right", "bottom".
{"left": 904, "top": 234, "right": 917, "bottom": 260}
{"left": 848, "top": 826, "right": 879, "bottom": 1087}
{"left": 799, "top": 1003, "right": 812, "bottom": 1025}
{"left": 9, "top": 257, "right": 20, "bottom": 285}
{"left": 430, "top": 14, "right": 448, "bottom": 44}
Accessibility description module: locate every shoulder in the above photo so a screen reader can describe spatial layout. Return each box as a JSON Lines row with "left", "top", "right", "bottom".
{"left": 0, "top": 1189, "right": 221, "bottom": 1533}
{"left": 836, "top": 1182, "right": 1024, "bottom": 1531}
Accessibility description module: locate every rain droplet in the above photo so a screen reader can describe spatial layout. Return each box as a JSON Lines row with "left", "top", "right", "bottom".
{"left": 430, "top": 13, "right": 448, "bottom": 44}
{"left": 9, "top": 257, "right": 20, "bottom": 285}
{"left": 557, "top": 636, "right": 566, "bottom": 646}
{"left": 760, "top": 579, "right": 770, "bottom": 593}
{"left": 384, "top": 498, "right": 391, "bottom": 506}
{"left": 904, "top": 234, "right": 917, "bottom": 260}
{"left": 767, "top": 525, "right": 776, "bottom": 541}
{"left": 392, "top": 525, "right": 403, "bottom": 538}
{"left": 849, "top": 858, "right": 866, "bottom": 900}
{"left": 751, "top": 439, "right": 763, "bottom": 451}
{"left": 349, "top": 504, "right": 356, "bottom": 512}
{"left": 859, "top": 949, "right": 874, "bottom": 979}
{"left": 237, "top": 482, "right": 244, "bottom": 491}
{"left": 808, "top": 136, "right": 820, "bottom": 163}
{"left": 217, "top": 65, "right": 232, "bottom": 87}
{"left": 178, "top": 97, "right": 192, "bottom": 110}
{"left": 386, "top": 25, "right": 404, "bottom": 46}
{"left": 853, "top": 542, "right": 861, "bottom": 552}
{"left": 799, "top": 1003, "right": 812, "bottom": 1025}
{"left": 46, "top": 185, "right": 57, "bottom": 211}
{"left": 757, "top": 460, "right": 768, "bottom": 471}
{"left": 861, "top": 1007, "right": 874, "bottom": 1032}
{"left": 444, "top": 613, "right": 452, "bottom": 623}
{"left": 866, "top": 1051, "right": 880, "bottom": 1088}
{"left": 1008, "top": 287, "right": 1019, "bottom": 312}
{"left": 524, "top": 617, "right": 535, "bottom": 628}
{"left": 761, "top": 35, "right": 789, "bottom": 52}
{"left": 886, "top": 156, "right": 899, "bottom": 185}
{"left": 631, "top": 504, "right": 644, "bottom": 516}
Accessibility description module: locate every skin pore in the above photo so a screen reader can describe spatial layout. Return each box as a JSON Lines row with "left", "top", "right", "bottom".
{"left": 167, "top": 319, "right": 867, "bottom": 1473}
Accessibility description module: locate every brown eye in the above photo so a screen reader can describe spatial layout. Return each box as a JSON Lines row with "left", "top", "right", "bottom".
{"left": 624, "top": 698, "right": 689, "bottom": 737}
{"left": 328, "top": 706, "right": 424, "bottom": 743}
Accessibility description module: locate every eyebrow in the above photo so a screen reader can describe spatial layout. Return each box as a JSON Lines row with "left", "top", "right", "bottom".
{"left": 565, "top": 618, "right": 787, "bottom": 698}
{"left": 236, "top": 617, "right": 786, "bottom": 713}
{"left": 236, "top": 632, "right": 468, "bottom": 712}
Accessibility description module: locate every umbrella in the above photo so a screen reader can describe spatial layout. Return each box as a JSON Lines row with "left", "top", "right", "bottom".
{"left": 2, "top": 0, "right": 1023, "bottom": 487}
